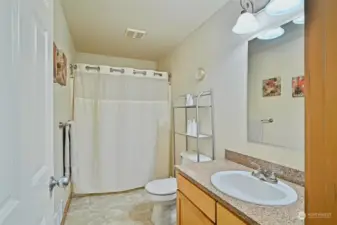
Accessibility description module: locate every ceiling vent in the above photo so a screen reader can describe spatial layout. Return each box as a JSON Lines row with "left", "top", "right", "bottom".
{"left": 125, "top": 28, "right": 147, "bottom": 39}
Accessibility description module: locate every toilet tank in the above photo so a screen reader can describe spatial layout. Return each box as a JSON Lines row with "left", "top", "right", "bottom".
{"left": 180, "top": 151, "right": 212, "bottom": 165}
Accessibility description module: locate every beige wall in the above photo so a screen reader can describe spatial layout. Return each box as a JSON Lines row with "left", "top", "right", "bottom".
{"left": 158, "top": 1, "right": 304, "bottom": 171}
{"left": 75, "top": 52, "right": 157, "bottom": 70}
{"left": 53, "top": 0, "right": 76, "bottom": 220}
{"left": 248, "top": 23, "right": 304, "bottom": 151}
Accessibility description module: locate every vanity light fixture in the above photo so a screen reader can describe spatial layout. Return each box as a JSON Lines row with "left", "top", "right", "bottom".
{"left": 257, "top": 27, "right": 285, "bottom": 40}
{"left": 266, "top": 0, "right": 304, "bottom": 16}
{"left": 232, "top": 0, "right": 262, "bottom": 35}
{"left": 293, "top": 15, "right": 305, "bottom": 24}
{"left": 232, "top": 0, "right": 273, "bottom": 35}
{"left": 232, "top": 12, "right": 259, "bottom": 35}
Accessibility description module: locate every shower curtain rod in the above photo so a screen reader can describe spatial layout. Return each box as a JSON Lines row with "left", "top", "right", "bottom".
{"left": 69, "top": 64, "right": 172, "bottom": 83}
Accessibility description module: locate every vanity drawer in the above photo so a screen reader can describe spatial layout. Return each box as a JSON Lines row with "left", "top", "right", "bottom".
{"left": 217, "top": 203, "right": 246, "bottom": 225}
{"left": 177, "top": 174, "right": 216, "bottom": 222}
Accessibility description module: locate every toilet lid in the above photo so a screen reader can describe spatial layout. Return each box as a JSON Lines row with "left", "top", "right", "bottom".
{"left": 145, "top": 178, "right": 177, "bottom": 196}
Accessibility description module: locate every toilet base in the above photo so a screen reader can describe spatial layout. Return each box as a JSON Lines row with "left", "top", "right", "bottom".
{"left": 151, "top": 200, "right": 176, "bottom": 225}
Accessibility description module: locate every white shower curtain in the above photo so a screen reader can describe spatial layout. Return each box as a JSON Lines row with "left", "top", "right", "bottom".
{"left": 73, "top": 65, "right": 170, "bottom": 194}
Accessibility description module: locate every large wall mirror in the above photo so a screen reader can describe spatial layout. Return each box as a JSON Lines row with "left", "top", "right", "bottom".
{"left": 247, "top": 20, "right": 304, "bottom": 151}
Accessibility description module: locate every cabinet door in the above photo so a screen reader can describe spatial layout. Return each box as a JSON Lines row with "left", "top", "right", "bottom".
{"left": 217, "top": 203, "right": 246, "bottom": 225}
{"left": 177, "top": 174, "right": 216, "bottom": 222}
{"left": 306, "top": 0, "right": 337, "bottom": 224}
{"left": 177, "top": 191, "right": 214, "bottom": 225}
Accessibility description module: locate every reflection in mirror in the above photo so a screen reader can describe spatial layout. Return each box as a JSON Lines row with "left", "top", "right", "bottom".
{"left": 247, "top": 21, "right": 304, "bottom": 151}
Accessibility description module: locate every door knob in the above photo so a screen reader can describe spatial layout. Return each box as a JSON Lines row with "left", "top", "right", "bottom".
{"left": 49, "top": 176, "right": 70, "bottom": 195}
{"left": 58, "top": 176, "right": 70, "bottom": 188}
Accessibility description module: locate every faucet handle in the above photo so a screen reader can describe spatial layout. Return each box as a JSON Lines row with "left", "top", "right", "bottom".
{"left": 266, "top": 171, "right": 278, "bottom": 184}
{"left": 250, "top": 161, "right": 264, "bottom": 178}
{"left": 270, "top": 171, "right": 277, "bottom": 179}
{"left": 250, "top": 162, "right": 278, "bottom": 184}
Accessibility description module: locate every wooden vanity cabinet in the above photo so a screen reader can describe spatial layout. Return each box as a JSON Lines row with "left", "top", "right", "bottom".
{"left": 177, "top": 173, "right": 247, "bottom": 225}
{"left": 217, "top": 203, "right": 246, "bottom": 225}
{"left": 177, "top": 173, "right": 216, "bottom": 222}
{"left": 177, "top": 191, "right": 214, "bottom": 225}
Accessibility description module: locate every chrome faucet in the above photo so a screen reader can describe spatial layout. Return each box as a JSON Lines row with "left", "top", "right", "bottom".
{"left": 251, "top": 162, "right": 278, "bottom": 184}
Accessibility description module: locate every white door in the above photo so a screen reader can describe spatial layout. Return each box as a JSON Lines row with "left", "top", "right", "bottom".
{"left": 0, "top": 0, "right": 54, "bottom": 225}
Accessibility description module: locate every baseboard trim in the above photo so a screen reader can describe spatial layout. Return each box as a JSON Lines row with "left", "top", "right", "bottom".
{"left": 60, "top": 189, "right": 72, "bottom": 225}
{"left": 72, "top": 187, "right": 144, "bottom": 198}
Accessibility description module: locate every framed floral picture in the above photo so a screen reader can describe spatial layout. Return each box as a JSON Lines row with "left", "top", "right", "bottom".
{"left": 263, "top": 77, "right": 281, "bottom": 97}
{"left": 53, "top": 43, "right": 67, "bottom": 86}
{"left": 292, "top": 76, "right": 305, "bottom": 97}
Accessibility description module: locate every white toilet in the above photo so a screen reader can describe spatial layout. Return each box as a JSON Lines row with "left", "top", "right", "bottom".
{"left": 145, "top": 151, "right": 212, "bottom": 225}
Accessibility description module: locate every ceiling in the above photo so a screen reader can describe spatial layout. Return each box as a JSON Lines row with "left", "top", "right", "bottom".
{"left": 61, "top": 0, "right": 230, "bottom": 61}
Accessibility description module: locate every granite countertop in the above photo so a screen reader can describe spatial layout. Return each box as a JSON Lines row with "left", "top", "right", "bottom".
{"left": 176, "top": 160, "right": 304, "bottom": 225}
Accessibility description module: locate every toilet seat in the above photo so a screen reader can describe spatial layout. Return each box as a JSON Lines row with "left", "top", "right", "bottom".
{"left": 145, "top": 178, "right": 177, "bottom": 196}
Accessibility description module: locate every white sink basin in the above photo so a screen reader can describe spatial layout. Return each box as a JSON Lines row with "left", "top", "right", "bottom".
{"left": 211, "top": 171, "right": 298, "bottom": 206}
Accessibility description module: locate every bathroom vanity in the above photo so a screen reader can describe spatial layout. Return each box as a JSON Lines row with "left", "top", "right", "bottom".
{"left": 177, "top": 173, "right": 245, "bottom": 225}
{"left": 176, "top": 160, "right": 304, "bottom": 225}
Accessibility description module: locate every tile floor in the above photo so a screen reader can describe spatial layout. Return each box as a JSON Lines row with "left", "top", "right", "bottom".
{"left": 65, "top": 189, "right": 156, "bottom": 225}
